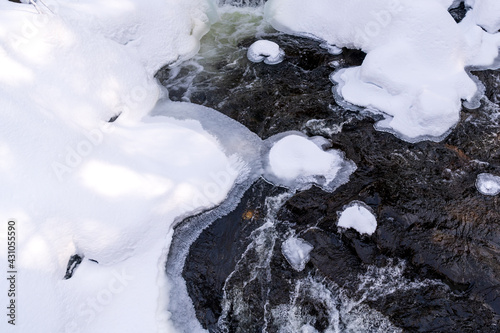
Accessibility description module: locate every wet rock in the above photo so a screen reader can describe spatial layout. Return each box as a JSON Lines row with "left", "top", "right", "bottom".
{"left": 166, "top": 30, "right": 500, "bottom": 331}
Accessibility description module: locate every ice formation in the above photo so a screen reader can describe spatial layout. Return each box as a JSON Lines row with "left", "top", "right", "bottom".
{"left": 263, "top": 133, "right": 356, "bottom": 192}
{"left": 282, "top": 237, "right": 314, "bottom": 271}
{"left": 337, "top": 201, "right": 378, "bottom": 236}
{"left": 247, "top": 39, "right": 285, "bottom": 64}
{"left": 264, "top": 0, "right": 500, "bottom": 142}
{"left": 476, "top": 173, "right": 500, "bottom": 196}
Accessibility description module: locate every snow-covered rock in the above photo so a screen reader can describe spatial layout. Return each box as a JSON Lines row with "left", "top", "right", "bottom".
{"left": 476, "top": 173, "right": 500, "bottom": 196}
{"left": 337, "top": 201, "right": 377, "bottom": 235}
{"left": 247, "top": 39, "right": 285, "bottom": 64}
{"left": 264, "top": 0, "right": 500, "bottom": 142}
{"left": 263, "top": 133, "right": 356, "bottom": 192}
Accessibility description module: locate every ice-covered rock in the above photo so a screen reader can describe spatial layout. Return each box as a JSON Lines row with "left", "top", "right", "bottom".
{"left": 337, "top": 201, "right": 377, "bottom": 235}
{"left": 476, "top": 173, "right": 500, "bottom": 196}
{"left": 263, "top": 133, "right": 356, "bottom": 192}
{"left": 282, "top": 237, "right": 314, "bottom": 271}
{"left": 247, "top": 40, "right": 285, "bottom": 64}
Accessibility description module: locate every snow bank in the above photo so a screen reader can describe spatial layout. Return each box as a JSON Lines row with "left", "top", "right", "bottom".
{"left": 337, "top": 202, "right": 377, "bottom": 235}
{"left": 475, "top": 173, "right": 500, "bottom": 196}
{"left": 247, "top": 39, "right": 285, "bottom": 64}
{"left": 0, "top": 1, "right": 243, "bottom": 333}
{"left": 263, "top": 133, "right": 356, "bottom": 192}
{"left": 56, "top": 0, "right": 218, "bottom": 75}
{"left": 282, "top": 237, "right": 314, "bottom": 271}
{"left": 264, "top": 0, "right": 500, "bottom": 141}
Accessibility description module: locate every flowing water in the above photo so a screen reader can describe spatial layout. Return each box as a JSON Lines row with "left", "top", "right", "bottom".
{"left": 163, "top": 3, "right": 500, "bottom": 333}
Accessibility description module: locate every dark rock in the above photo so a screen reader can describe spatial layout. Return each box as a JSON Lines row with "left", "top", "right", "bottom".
{"left": 64, "top": 254, "right": 83, "bottom": 280}
{"left": 164, "top": 29, "right": 500, "bottom": 331}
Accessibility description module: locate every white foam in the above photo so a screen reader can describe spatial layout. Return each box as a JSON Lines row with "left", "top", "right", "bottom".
{"left": 337, "top": 201, "right": 377, "bottom": 236}
{"left": 475, "top": 173, "right": 500, "bottom": 196}
{"left": 247, "top": 39, "right": 285, "bottom": 64}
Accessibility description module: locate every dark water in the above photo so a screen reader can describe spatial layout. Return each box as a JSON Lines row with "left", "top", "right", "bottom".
{"left": 159, "top": 6, "right": 500, "bottom": 333}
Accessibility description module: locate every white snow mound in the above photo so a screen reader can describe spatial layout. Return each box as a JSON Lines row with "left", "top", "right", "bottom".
{"left": 247, "top": 39, "right": 285, "bottom": 64}
{"left": 338, "top": 202, "right": 377, "bottom": 235}
{"left": 264, "top": 133, "right": 356, "bottom": 192}
{"left": 476, "top": 173, "right": 500, "bottom": 196}
{"left": 264, "top": 0, "right": 500, "bottom": 141}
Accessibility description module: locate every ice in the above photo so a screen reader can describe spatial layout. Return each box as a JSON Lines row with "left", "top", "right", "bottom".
{"left": 282, "top": 237, "right": 314, "bottom": 272}
{"left": 475, "top": 173, "right": 500, "bottom": 196}
{"left": 337, "top": 201, "right": 377, "bottom": 236}
{"left": 264, "top": 0, "right": 500, "bottom": 141}
{"left": 263, "top": 132, "right": 356, "bottom": 192}
{"left": 247, "top": 39, "right": 285, "bottom": 64}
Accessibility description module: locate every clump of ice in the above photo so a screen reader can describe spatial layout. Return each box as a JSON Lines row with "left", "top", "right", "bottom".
{"left": 263, "top": 132, "right": 356, "bottom": 192}
{"left": 264, "top": 0, "right": 500, "bottom": 142}
{"left": 282, "top": 237, "right": 314, "bottom": 271}
{"left": 337, "top": 201, "right": 377, "bottom": 236}
{"left": 247, "top": 39, "right": 285, "bottom": 64}
{"left": 475, "top": 173, "right": 500, "bottom": 196}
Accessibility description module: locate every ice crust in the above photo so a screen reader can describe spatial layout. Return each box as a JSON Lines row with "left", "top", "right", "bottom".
{"left": 264, "top": 0, "right": 500, "bottom": 142}
{"left": 263, "top": 133, "right": 356, "bottom": 192}
{"left": 338, "top": 201, "right": 378, "bottom": 236}
{"left": 476, "top": 173, "right": 500, "bottom": 196}
{"left": 247, "top": 39, "right": 285, "bottom": 64}
{"left": 282, "top": 237, "right": 314, "bottom": 271}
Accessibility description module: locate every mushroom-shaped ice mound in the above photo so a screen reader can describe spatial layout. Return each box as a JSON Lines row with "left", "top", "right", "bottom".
{"left": 263, "top": 132, "right": 356, "bottom": 192}
{"left": 476, "top": 173, "right": 500, "bottom": 196}
{"left": 247, "top": 40, "right": 285, "bottom": 65}
{"left": 337, "top": 201, "right": 377, "bottom": 236}
{"left": 281, "top": 237, "right": 314, "bottom": 272}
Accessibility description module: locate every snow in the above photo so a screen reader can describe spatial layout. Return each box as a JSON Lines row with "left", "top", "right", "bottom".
{"left": 247, "top": 39, "right": 285, "bottom": 64}
{"left": 337, "top": 202, "right": 377, "bottom": 236}
{"left": 282, "top": 237, "right": 314, "bottom": 272}
{"left": 476, "top": 173, "right": 500, "bottom": 196}
{"left": 264, "top": 0, "right": 500, "bottom": 142}
{"left": 263, "top": 133, "right": 356, "bottom": 192}
{"left": 3, "top": 0, "right": 496, "bottom": 332}
{"left": 0, "top": 1, "right": 246, "bottom": 333}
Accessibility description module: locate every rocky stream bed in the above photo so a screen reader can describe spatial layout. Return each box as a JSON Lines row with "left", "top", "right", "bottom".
{"left": 156, "top": 8, "right": 500, "bottom": 332}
